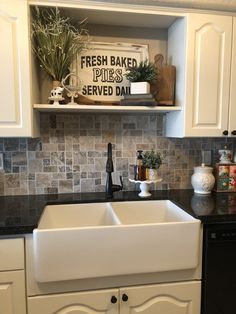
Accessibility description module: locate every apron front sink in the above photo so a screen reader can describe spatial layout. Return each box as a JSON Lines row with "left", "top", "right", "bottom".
{"left": 33, "top": 200, "right": 200, "bottom": 282}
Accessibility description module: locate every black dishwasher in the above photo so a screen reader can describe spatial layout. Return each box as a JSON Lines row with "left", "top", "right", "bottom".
{"left": 201, "top": 222, "right": 236, "bottom": 314}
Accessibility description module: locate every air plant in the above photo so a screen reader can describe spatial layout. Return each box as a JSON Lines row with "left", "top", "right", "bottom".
{"left": 124, "top": 59, "right": 158, "bottom": 83}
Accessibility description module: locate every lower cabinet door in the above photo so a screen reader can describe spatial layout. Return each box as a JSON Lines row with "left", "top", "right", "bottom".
{"left": 28, "top": 288, "right": 119, "bottom": 314}
{"left": 0, "top": 270, "right": 26, "bottom": 314}
{"left": 120, "top": 281, "right": 201, "bottom": 314}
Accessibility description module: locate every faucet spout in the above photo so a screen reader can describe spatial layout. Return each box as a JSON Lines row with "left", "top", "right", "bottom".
{"left": 106, "top": 143, "right": 114, "bottom": 173}
{"left": 105, "top": 143, "right": 123, "bottom": 198}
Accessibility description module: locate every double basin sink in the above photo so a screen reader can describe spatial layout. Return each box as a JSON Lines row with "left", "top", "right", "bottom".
{"left": 33, "top": 200, "right": 200, "bottom": 282}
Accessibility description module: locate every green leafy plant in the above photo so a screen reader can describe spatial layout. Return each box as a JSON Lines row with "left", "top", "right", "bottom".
{"left": 31, "top": 6, "right": 89, "bottom": 81}
{"left": 124, "top": 59, "right": 158, "bottom": 83}
{"left": 142, "top": 150, "right": 163, "bottom": 169}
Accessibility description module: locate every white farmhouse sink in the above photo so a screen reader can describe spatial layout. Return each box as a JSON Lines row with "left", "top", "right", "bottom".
{"left": 33, "top": 200, "right": 200, "bottom": 282}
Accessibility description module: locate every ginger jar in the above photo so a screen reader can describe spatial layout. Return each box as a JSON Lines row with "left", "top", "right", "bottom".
{"left": 191, "top": 163, "right": 215, "bottom": 194}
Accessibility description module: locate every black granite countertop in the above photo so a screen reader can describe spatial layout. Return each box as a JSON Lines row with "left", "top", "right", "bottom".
{"left": 1, "top": 189, "right": 236, "bottom": 235}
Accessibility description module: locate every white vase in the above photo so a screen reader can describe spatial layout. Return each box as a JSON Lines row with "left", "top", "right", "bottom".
{"left": 130, "top": 82, "right": 150, "bottom": 94}
{"left": 191, "top": 163, "right": 215, "bottom": 194}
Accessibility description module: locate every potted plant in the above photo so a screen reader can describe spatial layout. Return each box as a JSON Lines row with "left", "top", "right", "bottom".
{"left": 142, "top": 149, "right": 163, "bottom": 180}
{"left": 31, "top": 7, "right": 89, "bottom": 88}
{"left": 125, "top": 59, "right": 157, "bottom": 94}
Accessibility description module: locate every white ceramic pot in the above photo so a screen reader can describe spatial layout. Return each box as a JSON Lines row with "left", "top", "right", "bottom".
{"left": 130, "top": 82, "right": 150, "bottom": 94}
{"left": 191, "top": 163, "right": 215, "bottom": 194}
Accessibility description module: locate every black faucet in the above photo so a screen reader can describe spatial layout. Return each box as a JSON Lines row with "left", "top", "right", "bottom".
{"left": 105, "top": 143, "right": 123, "bottom": 198}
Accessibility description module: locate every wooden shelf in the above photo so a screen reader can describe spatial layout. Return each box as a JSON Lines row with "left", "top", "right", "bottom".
{"left": 33, "top": 103, "right": 181, "bottom": 113}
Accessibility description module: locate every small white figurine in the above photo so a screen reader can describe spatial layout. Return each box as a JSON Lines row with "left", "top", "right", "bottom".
{"left": 49, "top": 86, "right": 64, "bottom": 105}
{"left": 50, "top": 86, "right": 64, "bottom": 98}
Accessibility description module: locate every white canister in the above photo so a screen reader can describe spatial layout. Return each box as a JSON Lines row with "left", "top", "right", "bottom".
{"left": 191, "top": 163, "right": 215, "bottom": 194}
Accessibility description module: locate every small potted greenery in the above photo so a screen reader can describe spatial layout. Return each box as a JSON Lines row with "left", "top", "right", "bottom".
{"left": 31, "top": 7, "right": 89, "bottom": 88}
{"left": 142, "top": 149, "right": 163, "bottom": 180}
{"left": 125, "top": 59, "right": 157, "bottom": 94}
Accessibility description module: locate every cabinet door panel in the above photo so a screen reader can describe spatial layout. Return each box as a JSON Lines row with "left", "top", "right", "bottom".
{"left": 28, "top": 288, "right": 118, "bottom": 314}
{"left": 194, "top": 24, "right": 223, "bottom": 125}
{"left": 0, "top": 270, "right": 26, "bottom": 314}
{"left": 120, "top": 281, "right": 201, "bottom": 314}
{"left": 0, "top": 12, "right": 19, "bottom": 124}
{"left": 185, "top": 14, "right": 232, "bottom": 136}
{"left": 0, "top": 0, "right": 36, "bottom": 137}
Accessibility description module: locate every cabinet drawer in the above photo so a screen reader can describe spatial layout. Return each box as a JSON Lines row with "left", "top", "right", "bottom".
{"left": 0, "top": 238, "right": 24, "bottom": 271}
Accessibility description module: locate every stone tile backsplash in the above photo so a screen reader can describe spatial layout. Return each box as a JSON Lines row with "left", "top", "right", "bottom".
{"left": 0, "top": 112, "right": 235, "bottom": 196}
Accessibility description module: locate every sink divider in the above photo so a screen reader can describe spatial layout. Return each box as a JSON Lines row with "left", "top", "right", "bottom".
{"left": 107, "top": 203, "right": 122, "bottom": 226}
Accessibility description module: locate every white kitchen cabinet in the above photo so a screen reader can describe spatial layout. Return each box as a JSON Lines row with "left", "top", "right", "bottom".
{"left": 29, "top": 1, "right": 235, "bottom": 137}
{"left": 0, "top": 238, "right": 26, "bottom": 314}
{"left": 0, "top": 0, "right": 39, "bottom": 137}
{"left": 28, "top": 281, "right": 201, "bottom": 314}
{"left": 166, "top": 13, "right": 233, "bottom": 137}
{"left": 1, "top": 0, "right": 234, "bottom": 137}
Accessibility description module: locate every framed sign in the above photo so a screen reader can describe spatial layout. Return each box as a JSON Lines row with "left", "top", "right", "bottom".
{"left": 72, "top": 42, "right": 149, "bottom": 101}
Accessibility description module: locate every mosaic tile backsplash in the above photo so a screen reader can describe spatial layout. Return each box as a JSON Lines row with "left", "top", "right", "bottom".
{"left": 0, "top": 112, "right": 235, "bottom": 196}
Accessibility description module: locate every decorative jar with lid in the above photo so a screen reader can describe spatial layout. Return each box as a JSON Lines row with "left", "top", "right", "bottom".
{"left": 191, "top": 163, "right": 215, "bottom": 194}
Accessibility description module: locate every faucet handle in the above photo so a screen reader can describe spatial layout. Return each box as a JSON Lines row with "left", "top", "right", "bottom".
{"left": 119, "top": 176, "right": 123, "bottom": 190}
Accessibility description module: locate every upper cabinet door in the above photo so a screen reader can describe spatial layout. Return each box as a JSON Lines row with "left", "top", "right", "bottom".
{"left": 185, "top": 13, "right": 232, "bottom": 137}
{"left": 229, "top": 17, "right": 236, "bottom": 136}
{"left": 0, "top": 0, "right": 38, "bottom": 137}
